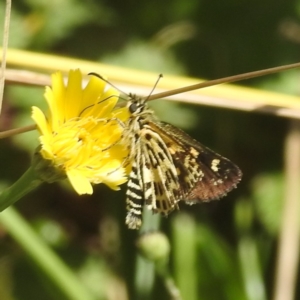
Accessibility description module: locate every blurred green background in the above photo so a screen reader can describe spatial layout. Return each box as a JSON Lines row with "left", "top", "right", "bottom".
{"left": 1, "top": 0, "right": 300, "bottom": 299}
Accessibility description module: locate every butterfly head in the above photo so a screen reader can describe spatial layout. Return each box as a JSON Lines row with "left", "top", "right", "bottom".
{"left": 125, "top": 74, "right": 162, "bottom": 117}
{"left": 126, "top": 94, "right": 152, "bottom": 117}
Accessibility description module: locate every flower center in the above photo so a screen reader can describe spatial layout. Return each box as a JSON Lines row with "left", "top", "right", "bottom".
{"left": 44, "top": 117, "right": 120, "bottom": 169}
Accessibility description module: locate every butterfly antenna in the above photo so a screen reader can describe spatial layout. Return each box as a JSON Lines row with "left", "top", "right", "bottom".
{"left": 146, "top": 74, "right": 163, "bottom": 100}
{"left": 88, "top": 72, "right": 125, "bottom": 94}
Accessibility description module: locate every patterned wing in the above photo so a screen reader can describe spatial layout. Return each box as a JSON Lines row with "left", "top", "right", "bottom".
{"left": 125, "top": 121, "right": 207, "bottom": 229}
{"left": 125, "top": 120, "right": 242, "bottom": 229}
{"left": 159, "top": 122, "right": 242, "bottom": 203}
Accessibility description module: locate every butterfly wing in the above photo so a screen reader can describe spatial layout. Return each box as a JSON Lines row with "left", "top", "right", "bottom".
{"left": 158, "top": 122, "right": 242, "bottom": 203}
{"left": 124, "top": 119, "right": 242, "bottom": 230}
{"left": 125, "top": 121, "right": 183, "bottom": 229}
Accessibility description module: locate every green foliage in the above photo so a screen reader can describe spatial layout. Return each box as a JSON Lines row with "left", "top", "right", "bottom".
{"left": 102, "top": 40, "right": 186, "bottom": 74}
{"left": 252, "top": 173, "right": 284, "bottom": 235}
{"left": 196, "top": 222, "right": 247, "bottom": 300}
{"left": 1, "top": 0, "right": 300, "bottom": 299}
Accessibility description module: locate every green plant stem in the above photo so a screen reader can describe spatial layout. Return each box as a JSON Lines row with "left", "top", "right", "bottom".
{"left": 0, "top": 207, "right": 97, "bottom": 300}
{"left": 238, "top": 236, "right": 267, "bottom": 300}
{"left": 0, "top": 167, "right": 42, "bottom": 211}
{"left": 134, "top": 208, "right": 161, "bottom": 300}
{"left": 172, "top": 213, "right": 197, "bottom": 300}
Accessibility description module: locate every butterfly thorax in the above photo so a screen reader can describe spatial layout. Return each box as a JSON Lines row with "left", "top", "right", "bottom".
{"left": 122, "top": 95, "right": 156, "bottom": 159}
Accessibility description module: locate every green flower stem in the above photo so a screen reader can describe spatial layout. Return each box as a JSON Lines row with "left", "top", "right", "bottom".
{"left": 0, "top": 166, "right": 42, "bottom": 211}
{"left": 134, "top": 255, "right": 155, "bottom": 300}
{"left": 235, "top": 200, "right": 266, "bottom": 300}
{"left": 0, "top": 207, "right": 97, "bottom": 300}
{"left": 134, "top": 208, "right": 161, "bottom": 300}
{"left": 172, "top": 213, "right": 197, "bottom": 300}
{"left": 238, "top": 236, "right": 267, "bottom": 300}
{"left": 135, "top": 212, "right": 181, "bottom": 300}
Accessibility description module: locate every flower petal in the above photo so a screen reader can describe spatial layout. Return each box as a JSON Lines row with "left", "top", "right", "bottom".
{"left": 67, "top": 169, "right": 93, "bottom": 195}
{"left": 32, "top": 106, "right": 49, "bottom": 135}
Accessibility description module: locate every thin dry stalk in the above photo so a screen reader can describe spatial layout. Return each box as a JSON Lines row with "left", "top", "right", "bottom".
{"left": 273, "top": 120, "right": 300, "bottom": 300}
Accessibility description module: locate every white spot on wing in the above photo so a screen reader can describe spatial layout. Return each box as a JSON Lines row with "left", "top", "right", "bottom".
{"left": 211, "top": 159, "right": 220, "bottom": 172}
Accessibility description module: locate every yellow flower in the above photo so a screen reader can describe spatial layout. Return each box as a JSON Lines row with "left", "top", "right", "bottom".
{"left": 32, "top": 69, "right": 129, "bottom": 195}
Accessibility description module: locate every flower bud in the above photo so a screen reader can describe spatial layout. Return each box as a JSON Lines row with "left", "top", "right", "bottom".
{"left": 136, "top": 231, "right": 170, "bottom": 262}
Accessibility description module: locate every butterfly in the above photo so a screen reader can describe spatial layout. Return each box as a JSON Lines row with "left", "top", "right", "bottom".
{"left": 121, "top": 94, "right": 242, "bottom": 229}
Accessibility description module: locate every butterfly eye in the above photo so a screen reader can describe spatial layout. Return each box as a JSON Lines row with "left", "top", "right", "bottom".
{"left": 129, "top": 103, "right": 138, "bottom": 113}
